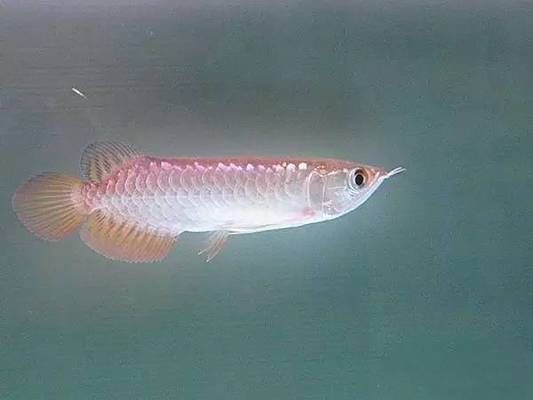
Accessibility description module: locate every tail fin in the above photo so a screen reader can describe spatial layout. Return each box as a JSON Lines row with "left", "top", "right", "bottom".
{"left": 12, "top": 173, "right": 88, "bottom": 241}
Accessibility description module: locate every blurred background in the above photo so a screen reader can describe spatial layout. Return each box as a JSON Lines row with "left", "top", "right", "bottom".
{"left": 1, "top": 1, "right": 532, "bottom": 399}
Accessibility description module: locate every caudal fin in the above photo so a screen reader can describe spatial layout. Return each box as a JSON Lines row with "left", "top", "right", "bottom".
{"left": 12, "top": 173, "right": 88, "bottom": 241}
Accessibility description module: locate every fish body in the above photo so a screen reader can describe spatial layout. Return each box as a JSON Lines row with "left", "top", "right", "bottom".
{"left": 13, "top": 142, "right": 404, "bottom": 262}
{"left": 82, "top": 157, "right": 363, "bottom": 234}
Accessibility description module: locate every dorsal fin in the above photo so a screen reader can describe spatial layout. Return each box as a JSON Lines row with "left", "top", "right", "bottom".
{"left": 80, "top": 142, "right": 140, "bottom": 182}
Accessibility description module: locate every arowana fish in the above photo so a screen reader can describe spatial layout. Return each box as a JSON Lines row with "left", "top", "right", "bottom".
{"left": 12, "top": 142, "right": 405, "bottom": 262}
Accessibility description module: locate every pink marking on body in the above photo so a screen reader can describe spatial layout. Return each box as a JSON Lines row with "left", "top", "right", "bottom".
{"left": 125, "top": 171, "right": 136, "bottom": 193}
{"left": 115, "top": 172, "right": 125, "bottom": 195}
{"left": 301, "top": 207, "right": 316, "bottom": 218}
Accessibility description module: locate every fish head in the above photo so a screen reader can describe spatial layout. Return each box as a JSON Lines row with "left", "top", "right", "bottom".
{"left": 309, "top": 160, "right": 405, "bottom": 218}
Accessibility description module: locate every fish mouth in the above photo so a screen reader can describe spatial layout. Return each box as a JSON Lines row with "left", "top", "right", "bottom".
{"left": 381, "top": 166, "right": 406, "bottom": 180}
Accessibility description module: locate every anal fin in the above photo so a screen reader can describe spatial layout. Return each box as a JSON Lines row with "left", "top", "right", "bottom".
{"left": 198, "top": 231, "right": 229, "bottom": 262}
{"left": 80, "top": 210, "right": 177, "bottom": 263}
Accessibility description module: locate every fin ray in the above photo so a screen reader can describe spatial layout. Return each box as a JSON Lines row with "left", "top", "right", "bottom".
{"left": 79, "top": 210, "right": 177, "bottom": 263}
{"left": 199, "top": 231, "right": 229, "bottom": 262}
{"left": 80, "top": 142, "right": 139, "bottom": 182}
{"left": 12, "top": 173, "right": 87, "bottom": 241}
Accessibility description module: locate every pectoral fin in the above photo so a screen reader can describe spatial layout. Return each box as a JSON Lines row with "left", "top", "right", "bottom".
{"left": 198, "top": 231, "right": 229, "bottom": 262}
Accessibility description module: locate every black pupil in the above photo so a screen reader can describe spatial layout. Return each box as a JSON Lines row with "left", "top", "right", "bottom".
{"left": 354, "top": 172, "right": 364, "bottom": 186}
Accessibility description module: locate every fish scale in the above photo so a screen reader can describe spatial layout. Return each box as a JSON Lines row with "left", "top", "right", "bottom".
{"left": 80, "top": 158, "right": 310, "bottom": 234}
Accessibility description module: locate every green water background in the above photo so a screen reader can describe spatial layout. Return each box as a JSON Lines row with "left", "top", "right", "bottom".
{"left": 1, "top": 1, "right": 532, "bottom": 399}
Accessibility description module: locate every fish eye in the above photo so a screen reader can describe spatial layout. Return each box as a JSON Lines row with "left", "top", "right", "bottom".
{"left": 350, "top": 169, "right": 366, "bottom": 189}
